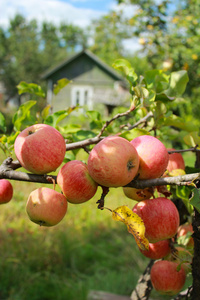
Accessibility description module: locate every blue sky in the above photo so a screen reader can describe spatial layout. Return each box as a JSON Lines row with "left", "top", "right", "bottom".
{"left": 60, "top": 0, "right": 115, "bottom": 11}
{"left": 0, "top": 0, "right": 116, "bottom": 29}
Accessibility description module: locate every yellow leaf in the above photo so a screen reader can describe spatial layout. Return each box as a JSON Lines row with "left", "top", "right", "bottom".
{"left": 112, "top": 205, "right": 149, "bottom": 251}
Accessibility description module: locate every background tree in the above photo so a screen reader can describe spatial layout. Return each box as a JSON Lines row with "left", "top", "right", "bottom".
{"left": 0, "top": 14, "right": 88, "bottom": 103}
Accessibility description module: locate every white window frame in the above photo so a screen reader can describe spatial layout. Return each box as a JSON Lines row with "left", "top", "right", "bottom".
{"left": 71, "top": 86, "right": 93, "bottom": 110}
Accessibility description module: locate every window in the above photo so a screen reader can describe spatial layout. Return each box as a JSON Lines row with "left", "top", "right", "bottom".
{"left": 71, "top": 86, "right": 93, "bottom": 109}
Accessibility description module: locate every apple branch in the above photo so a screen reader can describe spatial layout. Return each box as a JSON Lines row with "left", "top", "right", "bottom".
{"left": 65, "top": 105, "right": 137, "bottom": 151}
{"left": 126, "top": 173, "right": 200, "bottom": 189}
{"left": 130, "top": 259, "right": 154, "bottom": 300}
{"left": 0, "top": 157, "right": 57, "bottom": 184}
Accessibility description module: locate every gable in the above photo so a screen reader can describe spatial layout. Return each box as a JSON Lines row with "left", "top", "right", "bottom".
{"left": 41, "top": 50, "right": 125, "bottom": 86}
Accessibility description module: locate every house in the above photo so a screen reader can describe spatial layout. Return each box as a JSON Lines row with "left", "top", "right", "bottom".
{"left": 41, "top": 49, "right": 130, "bottom": 115}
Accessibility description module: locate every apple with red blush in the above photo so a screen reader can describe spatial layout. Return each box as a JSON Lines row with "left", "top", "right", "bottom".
{"left": 14, "top": 124, "right": 66, "bottom": 174}
{"left": 130, "top": 135, "right": 169, "bottom": 180}
{"left": 57, "top": 160, "right": 98, "bottom": 204}
{"left": 123, "top": 186, "right": 154, "bottom": 201}
{"left": 26, "top": 187, "right": 68, "bottom": 226}
{"left": 139, "top": 239, "right": 171, "bottom": 260}
{"left": 177, "top": 223, "right": 194, "bottom": 248}
{"left": 167, "top": 148, "right": 185, "bottom": 172}
{"left": 133, "top": 197, "right": 180, "bottom": 243}
{"left": 150, "top": 260, "right": 186, "bottom": 295}
{"left": 0, "top": 179, "right": 13, "bottom": 204}
{"left": 88, "top": 136, "right": 139, "bottom": 187}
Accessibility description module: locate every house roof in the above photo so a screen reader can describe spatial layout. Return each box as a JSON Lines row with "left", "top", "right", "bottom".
{"left": 41, "top": 49, "right": 125, "bottom": 82}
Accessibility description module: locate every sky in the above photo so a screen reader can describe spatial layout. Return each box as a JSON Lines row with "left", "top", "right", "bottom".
{"left": 0, "top": 0, "right": 117, "bottom": 29}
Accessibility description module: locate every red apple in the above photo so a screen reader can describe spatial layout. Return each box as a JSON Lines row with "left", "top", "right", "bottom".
{"left": 0, "top": 179, "right": 13, "bottom": 204}
{"left": 123, "top": 187, "right": 154, "bottom": 201}
{"left": 87, "top": 136, "right": 139, "bottom": 187}
{"left": 130, "top": 135, "right": 169, "bottom": 179}
{"left": 177, "top": 223, "right": 194, "bottom": 248}
{"left": 26, "top": 187, "right": 68, "bottom": 226}
{"left": 14, "top": 124, "right": 66, "bottom": 174}
{"left": 57, "top": 160, "right": 98, "bottom": 204}
{"left": 133, "top": 197, "right": 180, "bottom": 243}
{"left": 167, "top": 148, "right": 185, "bottom": 172}
{"left": 150, "top": 260, "right": 186, "bottom": 295}
{"left": 139, "top": 239, "right": 171, "bottom": 260}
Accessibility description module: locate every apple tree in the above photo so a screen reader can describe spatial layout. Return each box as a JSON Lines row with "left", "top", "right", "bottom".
{"left": 0, "top": 60, "right": 200, "bottom": 299}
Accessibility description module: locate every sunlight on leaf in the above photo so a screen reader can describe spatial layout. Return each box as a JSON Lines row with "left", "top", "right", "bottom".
{"left": 53, "top": 78, "right": 72, "bottom": 95}
{"left": 17, "top": 82, "right": 45, "bottom": 98}
{"left": 112, "top": 205, "right": 149, "bottom": 251}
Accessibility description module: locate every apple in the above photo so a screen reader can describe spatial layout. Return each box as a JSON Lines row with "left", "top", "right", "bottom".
{"left": 0, "top": 179, "right": 13, "bottom": 204}
{"left": 87, "top": 136, "right": 139, "bottom": 187}
{"left": 26, "top": 187, "right": 68, "bottom": 226}
{"left": 14, "top": 124, "right": 66, "bottom": 174}
{"left": 150, "top": 260, "right": 186, "bottom": 295}
{"left": 177, "top": 223, "right": 194, "bottom": 248}
{"left": 167, "top": 148, "right": 185, "bottom": 172}
{"left": 130, "top": 135, "right": 169, "bottom": 179}
{"left": 133, "top": 197, "right": 180, "bottom": 243}
{"left": 139, "top": 239, "right": 171, "bottom": 260}
{"left": 123, "top": 187, "right": 154, "bottom": 201}
{"left": 57, "top": 160, "right": 98, "bottom": 204}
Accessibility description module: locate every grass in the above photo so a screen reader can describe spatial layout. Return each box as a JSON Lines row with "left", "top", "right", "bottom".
{"left": 0, "top": 150, "right": 194, "bottom": 300}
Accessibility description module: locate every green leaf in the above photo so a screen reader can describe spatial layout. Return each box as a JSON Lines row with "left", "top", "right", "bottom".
{"left": 0, "top": 112, "right": 7, "bottom": 133}
{"left": 64, "top": 150, "right": 76, "bottom": 163}
{"left": 86, "top": 110, "right": 102, "bottom": 121}
{"left": 190, "top": 188, "right": 200, "bottom": 213}
{"left": 45, "top": 107, "right": 76, "bottom": 128}
{"left": 12, "top": 100, "right": 37, "bottom": 131}
{"left": 17, "top": 82, "right": 45, "bottom": 98}
{"left": 162, "top": 115, "right": 198, "bottom": 132}
{"left": 41, "top": 105, "right": 52, "bottom": 120}
{"left": 112, "top": 59, "right": 138, "bottom": 84}
{"left": 184, "top": 132, "right": 200, "bottom": 147}
{"left": 53, "top": 78, "right": 72, "bottom": 95}
{"left": 176, "top": 186, "right": 193, "bottom": 214}
{"left": 164, "top": 70, "right": 189, "bottom": 98}
{"left": 144, "top": 69, "right": 166, "bottom": 89}
{"left": 120, "top": 129, "right": 150, "bottom": 141}
{"left": 72, "top": 130, "right": 96, "bottom": 142}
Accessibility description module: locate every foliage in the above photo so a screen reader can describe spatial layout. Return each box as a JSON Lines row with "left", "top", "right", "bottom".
{"left": 0, "top": 14, "right": 88, "bottom": 101}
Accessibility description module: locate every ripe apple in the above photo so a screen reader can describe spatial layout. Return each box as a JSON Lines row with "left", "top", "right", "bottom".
{"left": 0, "top": 179, "right": 13, "bottom": 204}
{"left": 87, "top": 136, "right": 139, "bottom": 187}
{"left": 167, "top": 148, "right": 185, "bottom": 172}
{"left": 133, "top": 197, "right": 180, "bottom": 243}
{"left": 130, "top": 135, "right": 169, "bottom": 179}
{"left": 26, "top": 187, "right": 68, "bottom": 226}
{"left": 150, "top": 260, "right": 186, "bottom": 295}
{"left": 14, "top": 124, "right": 66, "bottom": 174}
{"left": 57, "top": 160, "right": 98, "bottom": 204}
{"left": 123, "top": 187, "right": 154, "bottom": 201}
{"left": 139, "top": 239, "right": 171, "bottom": 260}
{"left": 177, "top": 223, "right": 194, "bottom": 248}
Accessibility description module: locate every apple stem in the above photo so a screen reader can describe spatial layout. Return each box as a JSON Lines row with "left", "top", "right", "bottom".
{"left": 96, "top": 186, "right": 109, "bottom": 210}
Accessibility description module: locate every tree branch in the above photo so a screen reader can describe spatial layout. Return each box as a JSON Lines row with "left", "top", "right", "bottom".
{"left": 126, "top": 173, "right": 200, "bottom": 189}
{"left": 130, "top": 260, "right": 154, "bottom": 300}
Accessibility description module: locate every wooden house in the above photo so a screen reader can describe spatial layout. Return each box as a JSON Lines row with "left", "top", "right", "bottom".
{"left": 41, "top": 50, "right": 130, "bottom": 115}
